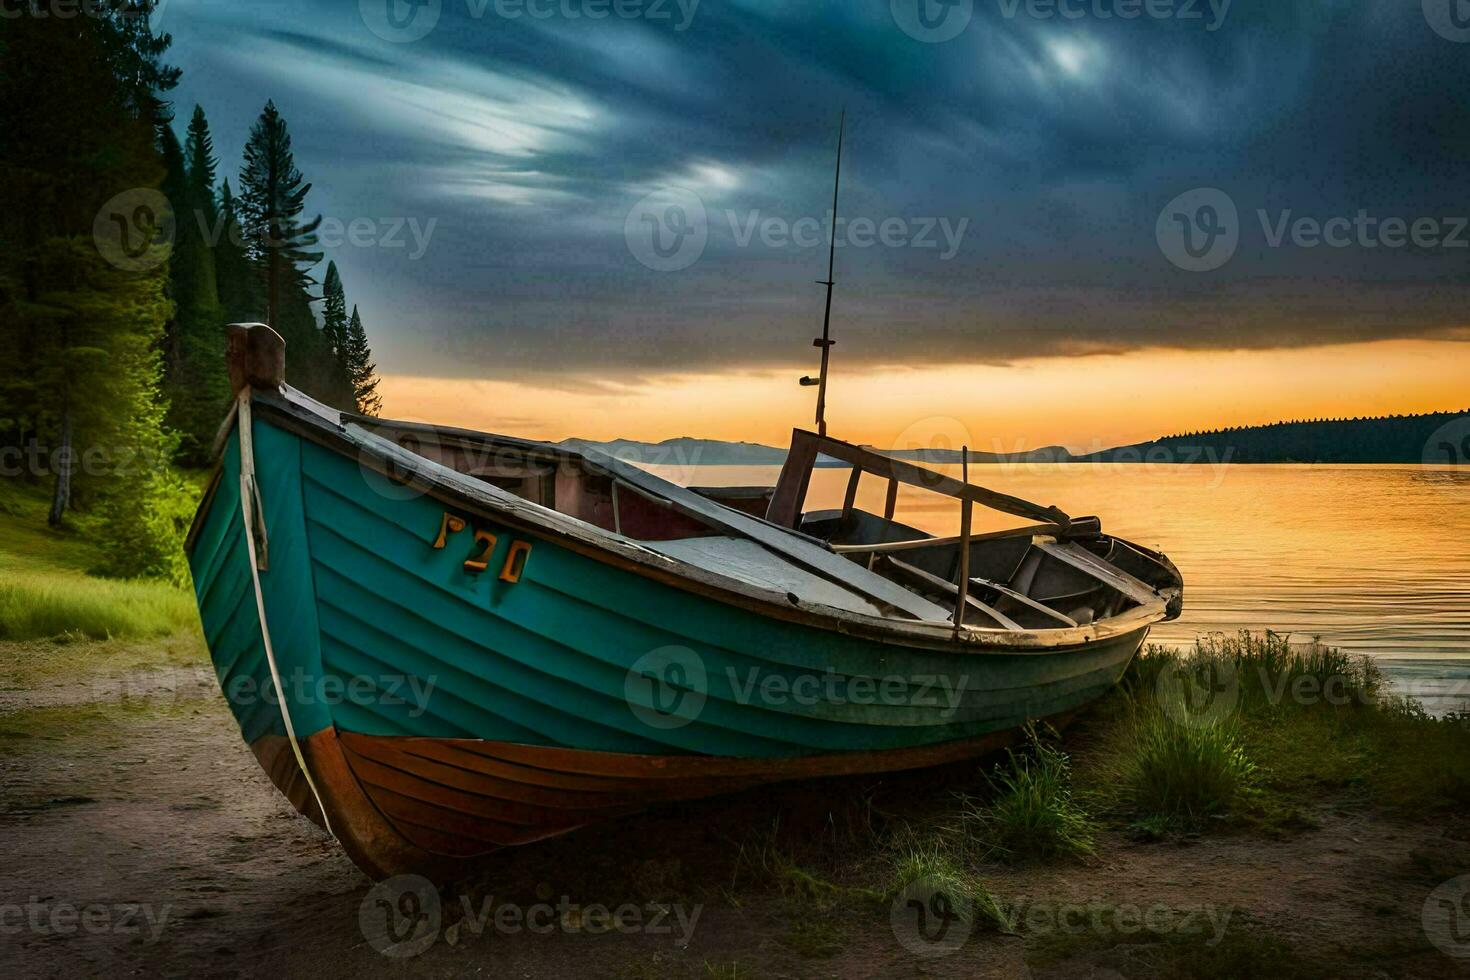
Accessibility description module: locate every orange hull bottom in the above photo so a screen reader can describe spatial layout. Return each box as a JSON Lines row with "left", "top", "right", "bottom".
{"left": 252, "top": 727, "right": 1024, "bottom": 881}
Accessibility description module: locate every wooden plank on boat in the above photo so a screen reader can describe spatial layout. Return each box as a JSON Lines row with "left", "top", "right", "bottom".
{"left": 765, "top": 430, "right": 820, "bottom": 528}
{"left": 1033, "top": 538, "right": 1159, "bottom": 605}
{"left": 831, "top": 522, "right": 1061, "bottom": 554}
{"left": 879, "top": 556, "right": 1024, "bottom": 630}
{"left": 971, "top": 576, "right": 1078, "bottom": 627}
{"left": 576, "top": 445, "right": 955, "bottom": 622}
{"left": 767, "top": 429, "right": 1070, "bottom": 530}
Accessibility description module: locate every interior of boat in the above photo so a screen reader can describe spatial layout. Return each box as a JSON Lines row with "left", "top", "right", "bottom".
{"left": 355, "top": 415, "right": 1182, "bottom": 631}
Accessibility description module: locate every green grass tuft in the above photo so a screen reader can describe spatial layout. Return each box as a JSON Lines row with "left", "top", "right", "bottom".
{"left": 884, "top": 841, "right": 1014, "bottom": 932}
{"left": 1121, "top": 708, "right": 1256, "bottom": 827}
{"left": 961, "top": 724, "right": 1096, "bottom": 863}
{"left": 0, "top": 568, "right": 199, "bottom": 642}
{"left": 0, "top": 481, "right": 199, "bottom": 642}
{"left": 1083, "top": 632, "right": 1470, "bottom": 829}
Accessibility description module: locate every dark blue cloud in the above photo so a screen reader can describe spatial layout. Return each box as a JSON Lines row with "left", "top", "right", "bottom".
{"left": 164, "top": 0, "right": 1470, "bottom": 377}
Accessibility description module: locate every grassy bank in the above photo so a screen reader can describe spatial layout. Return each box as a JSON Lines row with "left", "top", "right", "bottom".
{"left": 618, "top": 632, "right": 1470, "bottom": 977}
{"left": 0, "top": 480, "right": 199, "bottom": 642}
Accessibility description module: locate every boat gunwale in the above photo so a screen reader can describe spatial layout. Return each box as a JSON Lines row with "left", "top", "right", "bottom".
{"left": 188, "top": 385, "right": 1178, "bottom": 655}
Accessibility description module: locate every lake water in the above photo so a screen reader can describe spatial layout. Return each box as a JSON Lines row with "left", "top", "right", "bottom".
{"left": 642, "top": 462, "right": 1470, "bottom": 714}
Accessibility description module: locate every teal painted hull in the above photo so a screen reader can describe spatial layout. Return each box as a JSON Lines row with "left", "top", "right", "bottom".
{"left": 189, "top": 403, "right": 1147, "bottom": 760}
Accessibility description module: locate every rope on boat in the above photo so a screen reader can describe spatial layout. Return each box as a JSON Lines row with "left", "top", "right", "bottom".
{"left": 237, "top": 389, "right": 335, "bottom": 839}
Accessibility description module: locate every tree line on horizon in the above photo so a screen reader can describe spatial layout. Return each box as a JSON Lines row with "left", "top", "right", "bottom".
{"left": 1090, "top": 409, "right": 1470, "bottom": 464}
{"left": 0, "top": 2, "right": 382, "bottom": 582}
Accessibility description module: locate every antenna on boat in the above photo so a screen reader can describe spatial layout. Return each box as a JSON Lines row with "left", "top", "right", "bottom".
{"left": 798, "top": 109, "right": 845, "bottom": 437}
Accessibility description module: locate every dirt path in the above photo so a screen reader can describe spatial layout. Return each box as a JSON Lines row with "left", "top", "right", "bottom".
{"left": 2, "top": 661, "right": 1468, "bottom": 979}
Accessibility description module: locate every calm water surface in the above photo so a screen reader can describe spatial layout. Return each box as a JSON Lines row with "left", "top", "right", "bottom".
{"left": 644, "top": 462, "right": 1470, "bottom": 712}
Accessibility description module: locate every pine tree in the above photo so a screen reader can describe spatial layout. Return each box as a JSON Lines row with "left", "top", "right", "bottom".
{"left": 343, "top": 305, "right": 382, "bottom": 416}
{"left": 237, "top": 100, "right": 322, "bottom": 339}
{"left": 160, "top": 114, "right": 228, "bottom": 463}
{"left": 0, "top": 1, "right": 186, "bottom": 577}
{"left": 184, "top": 105, "right": 218, "bottom": 230}
{"left": 320, "top": 261, "right": 354, "bottom": 409}
{"left": 214, "top": 179, "right": 263, "bottom": 323}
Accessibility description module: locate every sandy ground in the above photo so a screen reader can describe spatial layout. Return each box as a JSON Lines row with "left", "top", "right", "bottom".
{"left": 2, "top": 660, "right": 1469, "bottom": 979}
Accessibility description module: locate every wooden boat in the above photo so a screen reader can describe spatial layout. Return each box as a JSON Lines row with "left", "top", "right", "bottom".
{"left": 186, "top": 323, "right": 1183, "bottom": 881}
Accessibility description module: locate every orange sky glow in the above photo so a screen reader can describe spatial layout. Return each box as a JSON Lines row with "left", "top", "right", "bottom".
{"left": 376, "top": 339, "right": 1469, "bottom": 452}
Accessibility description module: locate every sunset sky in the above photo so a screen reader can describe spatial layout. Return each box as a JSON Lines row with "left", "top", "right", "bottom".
{"left": 164, "top": 0, "right": 1470, "bottom": 447}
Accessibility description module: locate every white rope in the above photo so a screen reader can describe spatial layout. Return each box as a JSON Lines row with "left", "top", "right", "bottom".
{"left": 237, "top": 389, "right": 335, "bottom": 838}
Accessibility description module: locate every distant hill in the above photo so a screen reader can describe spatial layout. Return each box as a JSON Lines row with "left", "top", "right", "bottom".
{"left": 887, "top": 446, "right": 1075, "bottom": 464}
{"left": 1075, "top": 410, "right": 1470, "bottom": 464}
{"left": 560, "top": 437, "right": 790, "bottom": 466}
{"left": 565, "top": 410, "right": 1470, "bottom": 466}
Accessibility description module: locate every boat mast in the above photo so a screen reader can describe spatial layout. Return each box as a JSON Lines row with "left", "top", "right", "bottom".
{"left": 801, "top": 110, "right": 845, "bottom": 437}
